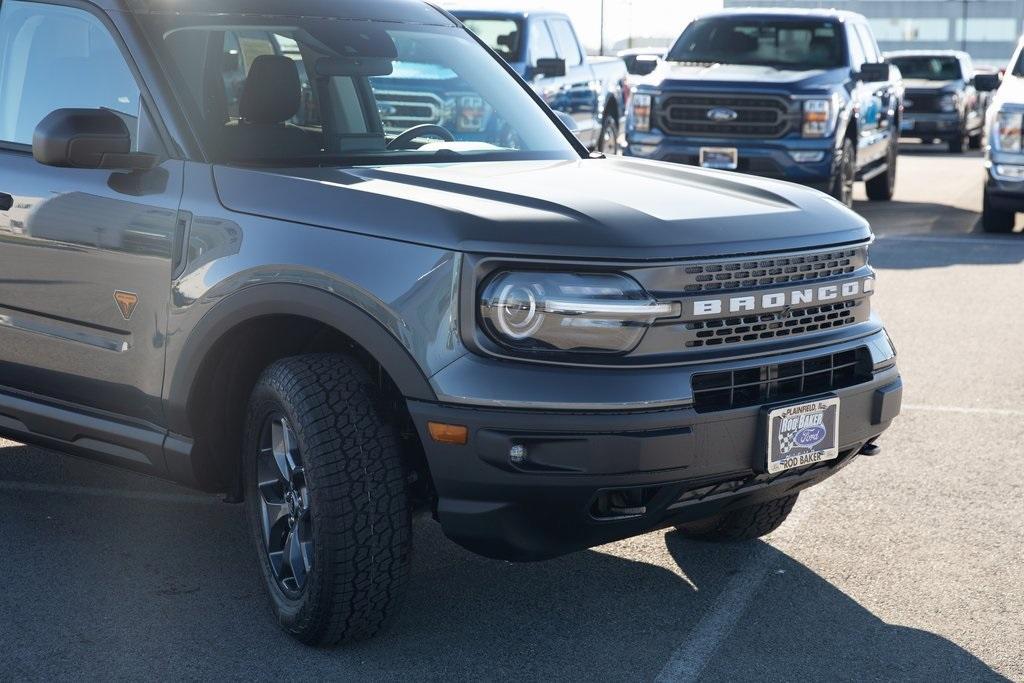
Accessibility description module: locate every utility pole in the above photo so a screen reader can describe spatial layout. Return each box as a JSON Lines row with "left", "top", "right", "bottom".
{"left": 599, "top": 0, "right": 606, "bottom": 56}
{"left": 961, "top": 0, "right": 968, "bottom": 53}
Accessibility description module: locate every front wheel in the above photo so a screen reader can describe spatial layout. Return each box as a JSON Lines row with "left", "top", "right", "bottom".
{"left": 968, "top": 132, "right": 983, "bottom": 150}
{"left": 829, "top": 139, "right": 855, "bottom": 208}
{"left": 949, "top": 132, "right": 967, "bottom": 154}
{"left": 982, "top": 189, "right": 1017, "bottom": 233}
{"left": 672, "top": 494, "right": 799, "bottom": 542}
{"left": 865, "top": 139, "right": 897, "bottom": 202}
{"left": 597, "top": 113, "right": 620, "bottom": 155}
{"left": 243, "top": 353, "right": 411, "bottom": 646}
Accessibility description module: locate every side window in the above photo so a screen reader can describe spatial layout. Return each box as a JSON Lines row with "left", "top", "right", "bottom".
{"left": 548, "top": 19, "right": 582, "bottom": 68}
{"left": 528, "top": 20, "right": 557, "bottom": 63}
{"left": 847, "top": 24, "right": 867, "bottom": 68}
{"left": 0, "top": 0, "right": 141, "bottom": 147}
{"left": 855, "top": 24, "right": 881, "bottom": 63}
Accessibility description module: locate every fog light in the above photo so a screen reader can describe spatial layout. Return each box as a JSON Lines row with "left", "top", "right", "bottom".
{"left": 995, "top": 164, "right": 1024, "bottom": 180}
{"left": 790, "top": 151, "right": 826, "bottom": 163}
{"left": 509, "top": 444, "right": 527, "bottom": 465}
{"left": 629, "top": 143, "right": 659, "bottom": 156}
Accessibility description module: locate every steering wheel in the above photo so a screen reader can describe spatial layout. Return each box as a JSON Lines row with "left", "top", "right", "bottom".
{"left": 387, "top": 124, "right": 455, "bottom": 150}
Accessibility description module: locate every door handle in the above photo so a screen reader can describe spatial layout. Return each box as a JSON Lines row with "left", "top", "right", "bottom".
{"left": 0, "top": 193, "right": 12, "bottom": 211}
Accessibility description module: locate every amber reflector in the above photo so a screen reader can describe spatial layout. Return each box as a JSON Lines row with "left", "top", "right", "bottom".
{"left": 427, "top": 422, "right": 468, "bottom": 445}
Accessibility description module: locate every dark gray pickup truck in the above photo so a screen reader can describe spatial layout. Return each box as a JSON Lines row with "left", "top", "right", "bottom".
{"left": 0, "top": 0, "right": 902, "bottom": 645}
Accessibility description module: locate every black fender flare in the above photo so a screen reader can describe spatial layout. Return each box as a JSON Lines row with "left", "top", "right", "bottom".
{"left": 164, "top": 283, "right": 437, "bottom": 436}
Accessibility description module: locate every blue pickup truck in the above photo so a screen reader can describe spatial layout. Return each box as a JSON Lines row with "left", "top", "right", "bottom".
{"left": 448, "top": 9, "right": 628, "bottom": 153}
{"left": 625, "top": 9, "right": 903, "bottom": 207}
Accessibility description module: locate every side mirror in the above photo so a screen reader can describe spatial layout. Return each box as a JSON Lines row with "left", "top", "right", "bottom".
{"left": 631, "top": 56, "right": 660, "bottom": 77}
{"left": 531, "top": 57, "right": 567, "bottom": 79}
{"left": 857, "top": 61, "right": 890, "bottom": 83}
{"left": 554, "top": 110, "right": 580, "bottom": 133}
{"left": 33, "top": 108, "right": 157, "bottom": 172}
{"left": 974, "top": 72, "right": 1002, "bottom": 92}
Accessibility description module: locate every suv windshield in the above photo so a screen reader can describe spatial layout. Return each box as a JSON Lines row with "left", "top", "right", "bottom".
{"left": 140, "top": 13, "right": 575, "bottom": 166}
{"left": 667, "top": 17, "right": 845, "bottom": 70}
{"left": 890, "top": 56, "right": 962, "bottom": 81}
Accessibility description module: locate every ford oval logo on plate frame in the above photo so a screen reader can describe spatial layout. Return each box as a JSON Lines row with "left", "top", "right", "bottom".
{"left": 707, "top": 107, "right": 739, "bottom": 122}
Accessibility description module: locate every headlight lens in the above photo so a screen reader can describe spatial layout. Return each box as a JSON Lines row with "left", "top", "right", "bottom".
{"left": 995, "top": 110, "right": 1023, "bottom": 152}
{"left": 802, "top": 98, "right": 836, "bottom": 138}
{"left": 939, "top": 94, "right": 958, "bottom": 113}
{"left": 479, "top": 272, "right": 678, "bottom": 354}
{"left": 631, "top": 93, "right": 653, "bottom": 133}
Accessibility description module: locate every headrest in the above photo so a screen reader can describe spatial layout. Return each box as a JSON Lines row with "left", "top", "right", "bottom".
{"left": 240, "top": 55, "right": 301, "bottom": 125}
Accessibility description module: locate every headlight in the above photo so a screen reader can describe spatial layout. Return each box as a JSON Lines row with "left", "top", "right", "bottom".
{"left": 802, "top": 98, "right": 837, "bottom": 138}
{"left": 630, "top": 93, "right": 653, "bottom": 133}
{"left": 479, "top": 272, "right": 678, "bottom": 354}
{"left": 995, "top": 110, "right": 1023, "bottom": 152}
{"left": 939, "top": 94, "right": 958, "bottom": 113}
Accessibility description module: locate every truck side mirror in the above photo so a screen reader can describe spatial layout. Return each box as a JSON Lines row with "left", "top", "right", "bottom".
{"left": 33, "top": 108, "right": 157, "bottom": 172}
{"left": 531, "top": 57, "right": 567, "bottom": 79}
{"left": 973, "top": 73, "right": 1002, "bottom": 92}
{"left": 857, "top": 61, "right": 890, "bottom": 83}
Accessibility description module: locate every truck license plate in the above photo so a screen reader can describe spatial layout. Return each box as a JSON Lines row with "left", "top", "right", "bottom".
{"left": 766, "top": 397, "right": 840, "bottom": 474}
{"left": 699, "top": 147, "right": 738, "bottom": 170}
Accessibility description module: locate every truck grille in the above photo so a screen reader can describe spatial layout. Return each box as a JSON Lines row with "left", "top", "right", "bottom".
{"left": 690, "top": 347, "right": 872, "bottom": 413}
{"left": 376, "top": 91, "right": 446, "bottom": 134}
{"left": 678, "top": 246, "right": 865, "bottom": 294}
{"left": 904, "top": 91, "right": 944, "bottom": 114}
{"left": 684, "top": 299, "right": 863, "bottom": 349}
{"left": 657, "top": 93, "right": 794, "bottom": 138}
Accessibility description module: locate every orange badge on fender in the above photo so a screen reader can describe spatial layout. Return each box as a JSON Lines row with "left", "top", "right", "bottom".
{"left": 113, "top": 291, "right": 139, "bottom": 321}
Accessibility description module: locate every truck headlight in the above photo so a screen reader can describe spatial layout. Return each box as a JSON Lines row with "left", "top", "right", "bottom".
{"left": 630, "top": 93, "right": 653, "bottom": 133}
{"left": 995, "top": 110, "right": 1023, "bottom": 152}
{"left": 939, "top": 94, "right": 958, "bottom": 113}
{"left": 802, "top": 98, "right": 837, "bottom": 138}
{"left": 479, "top": 272, "right": 678, "bottom": 354}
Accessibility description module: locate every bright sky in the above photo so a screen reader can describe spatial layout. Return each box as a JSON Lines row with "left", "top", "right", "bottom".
{"left": 444, "top": 0, "right": 723, "bottom": 53}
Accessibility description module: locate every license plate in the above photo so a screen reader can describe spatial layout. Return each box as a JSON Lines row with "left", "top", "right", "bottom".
{"left": 765, "top": 397, "right": 840, "bottom": 474}
{"left": 699, "top": 147, "right": 738, "bottom": 170}
{"left": 900, "top": 119, "right": 914, "bottom": 132}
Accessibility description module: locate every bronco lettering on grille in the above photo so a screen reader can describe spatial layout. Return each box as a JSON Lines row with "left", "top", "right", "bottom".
{"left": 688, "top": 277, "right": 874, "bottom": 318}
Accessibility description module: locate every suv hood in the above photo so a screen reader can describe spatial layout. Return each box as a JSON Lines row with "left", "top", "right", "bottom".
{"left": 647, "top": 62, "right": 847, "bottom": 91}
{"left": 213, "top": 157, "right": 869, "bottom": 260}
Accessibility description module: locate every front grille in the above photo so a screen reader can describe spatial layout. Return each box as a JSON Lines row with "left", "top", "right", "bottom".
{"left": 684, "top": 299, "right": 863, "bottom": 349}
{"left": 658, "top": 93, "right": 794, "bottom": 138}
{"left": 677, "top": 246, "right": 865, "bottom": 294}
{"left": 690, "top": 347, "right": 873, "bottom": 413}
{"left": 904, "top": 92, "right": 944, "bottom": 114}
{"left": 376, "top": 91, "right": 446, "bottom": 134}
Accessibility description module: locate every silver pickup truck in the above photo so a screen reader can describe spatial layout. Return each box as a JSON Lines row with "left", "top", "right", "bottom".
{"left": 981, "top": 38, "right": 1024, "bottom": 232}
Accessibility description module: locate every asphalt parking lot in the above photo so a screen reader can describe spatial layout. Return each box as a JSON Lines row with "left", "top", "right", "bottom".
{"left": 1, "top": 144, "right": 1022, "bottom": 682}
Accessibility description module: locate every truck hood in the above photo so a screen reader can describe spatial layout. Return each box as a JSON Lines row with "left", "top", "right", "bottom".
{"left": 213, "top": 156, "right": 869, "bottom": 260}
{"left": 647, "top": 62, "right": 847, "bottom": 91}
{"left": 992, "top": 75, "right": 1024, "bottom": 110}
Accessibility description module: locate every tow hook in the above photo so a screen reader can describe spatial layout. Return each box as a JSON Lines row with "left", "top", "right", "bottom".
{"left": 859, "top": 441, "right": 882, "bottom": 457}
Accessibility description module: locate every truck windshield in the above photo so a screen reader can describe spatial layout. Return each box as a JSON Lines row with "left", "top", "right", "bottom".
{"left": 139, "top": 13, "right": 576, "bottom": 166}
{"left": 1014, "top": 49, "right": 1024, "bottom": 77}
{"left": 889, "top": 56, "right": 962, "bottom": 81}
{"left": 666, "top": 17, "right": 845, "bottom": 71}
{"left": 458, "top": 18, "right": 523, "bottom": 62}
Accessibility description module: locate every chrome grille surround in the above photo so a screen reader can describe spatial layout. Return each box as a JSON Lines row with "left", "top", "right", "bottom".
{"left": 657, "top": 93, "right": 796, "bottom": 138}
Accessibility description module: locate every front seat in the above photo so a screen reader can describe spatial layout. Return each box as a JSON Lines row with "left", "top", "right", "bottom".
{"left": 221, "top": 54, "right": 322, "bottom": 161}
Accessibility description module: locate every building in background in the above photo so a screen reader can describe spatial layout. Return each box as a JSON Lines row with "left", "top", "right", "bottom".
{"left": 446, "top": 0, "right": 723, "bottom": 54}
{"left": 722, "top": 0, "right": 1024, "bottom": 66}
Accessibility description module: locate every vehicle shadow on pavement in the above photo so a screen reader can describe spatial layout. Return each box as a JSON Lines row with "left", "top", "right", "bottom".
{"left": 663, "top": 535, "right": 1009, "bottom": 682}
{"left": 859, "top": 221, "right": 1024, "bottom": 269}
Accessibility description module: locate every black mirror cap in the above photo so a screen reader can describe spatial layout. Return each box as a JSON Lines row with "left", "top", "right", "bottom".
{"left": 534, "top": 57, "right": 567, "bottom": 79}
{"left": 33, "top": 108, "right": 156, "bottom": 171}
{"left": 974, "top": 72, "right": 1002, "bottom": 92}
{"left": 857, "top": 61, "right": 890, "bottom": 83}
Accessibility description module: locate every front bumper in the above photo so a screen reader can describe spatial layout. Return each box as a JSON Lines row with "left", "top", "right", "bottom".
{"left": 409, "top": 331, "right": 901, "bottom": 561}
{"left": 624, "top": 134, "right": 834, "bottom": 190}
{"left": 986, "top": 157, "right": 1024, "bottom": 212}
{"left": 901, "top": 113, "right": 961, "bottom": 138}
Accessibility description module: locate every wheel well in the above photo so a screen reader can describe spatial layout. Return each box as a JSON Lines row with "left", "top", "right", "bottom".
{"left": 185, "top": 315, "right": 431, "bottom": 504}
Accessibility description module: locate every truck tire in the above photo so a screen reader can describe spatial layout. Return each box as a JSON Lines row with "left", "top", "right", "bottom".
{"left": 865, "top": 139, "right": 897, "bottom": 202}
{"left": 243, "top": 353, "right": 411, "bottom": 646}
{"left": 949, "top": 132, "right": 966, "bottom": 154}
{"left": 982, "top": 190, "right": 1016, "bottom": 233}
{"left": 672, "top": 494, "right": 799, "bottom": 542}
{"left": 968, "top": 132, "right": 983, "bottom": 150}
{"left": 829, "top": 139, "right": 855, "bottom": 208}
{"left": 598, "top": 113, "right": 620, "bottom": 155}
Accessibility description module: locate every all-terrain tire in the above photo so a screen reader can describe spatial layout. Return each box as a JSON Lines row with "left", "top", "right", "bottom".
{"left": 830, "top": 139, "right": 855, "bottom": 208}
{"left": 865, "top": 139, "right": 897, "bottom": 201}
{"left": 673, "top": 494, "right": 799, "bottom": 542}
{"left": 243, "top": 353, "right": 411, "bottom": 646}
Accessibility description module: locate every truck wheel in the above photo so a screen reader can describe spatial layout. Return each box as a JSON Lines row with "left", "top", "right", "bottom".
{"left": 865, "top": 139, "right": 897, "bottom": 202}
{"left": 243, "top": 353, "right": 411, "bottom": 646}
{"left": 672, "top": 494, "right": 799, "bottom": 542}
{"left": 968, "top": 132, "right": 983, "bottom": 150}
{"left": 829, "top": 139, "right": 855, "bottom": 208}
{"left": 598, "top": 113, "right": 620, "bottom": 155}
{"left": 982, "top": 190, "right": 1016, "bottom": 233}
{"left": 949, "top": 133, "right": 966, "bottom": 154}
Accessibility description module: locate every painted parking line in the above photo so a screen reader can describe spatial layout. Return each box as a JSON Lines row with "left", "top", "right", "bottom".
{"left": 902, "top": 404, "right": 1024, "bottom": 418}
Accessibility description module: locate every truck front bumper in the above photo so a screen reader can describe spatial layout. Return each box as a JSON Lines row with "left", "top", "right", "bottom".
{"left": 624, "top": 135, "right": 834, "bottom": 191}
{"left": 986, "top": 156, "right": 1024, "bottom": 212}
{"left": 901, "top": 113, "right": 961, "bottom": 139}
{"left": 409, "top": 330, "right": 901, "bottom": 561}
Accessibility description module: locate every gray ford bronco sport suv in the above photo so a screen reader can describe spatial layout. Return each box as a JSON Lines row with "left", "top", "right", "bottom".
{"left": 0, "top": 0, "right": 902, "bottom": 645}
